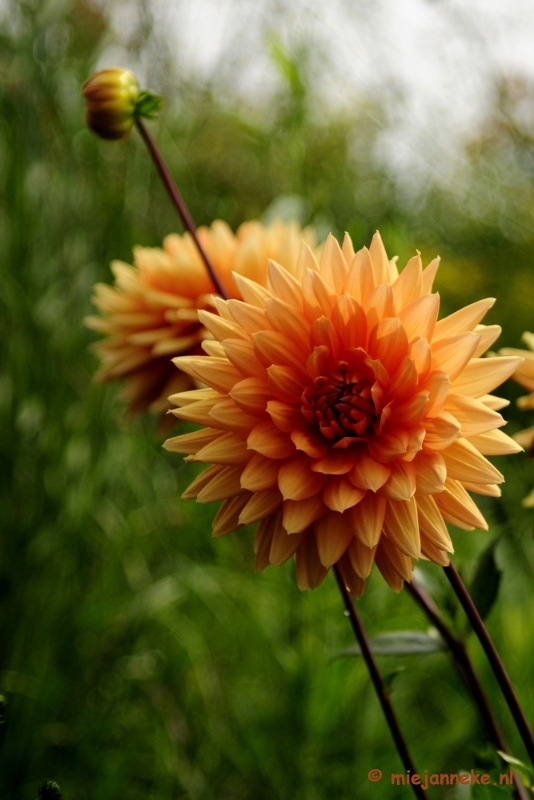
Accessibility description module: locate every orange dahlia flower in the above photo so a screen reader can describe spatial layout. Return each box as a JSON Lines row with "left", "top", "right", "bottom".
{"left": 500, "top": 332, "right": 534, "bottom": 506}
{"left": 85, "top": 219, "right": 317, "bottom": 416}
{"left": 164, "top": 232, "right": 522, "bottom": 595}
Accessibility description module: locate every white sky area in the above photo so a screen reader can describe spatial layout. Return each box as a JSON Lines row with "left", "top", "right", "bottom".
{"left": 101, "top": 0, "right": 534, "bottom": 186}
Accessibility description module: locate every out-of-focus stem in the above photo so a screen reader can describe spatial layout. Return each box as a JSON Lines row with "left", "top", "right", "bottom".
{"left": 135, "top": 118, "right": 228, "bottom": 300}
{"left": 333, "top": 565, "right": 426, "bottom": 800}
{"left": 444, "top": 562, "right": 534, "bottom": 768}
{"left": 407, "top": 579, "right": 529, "bottom": 800}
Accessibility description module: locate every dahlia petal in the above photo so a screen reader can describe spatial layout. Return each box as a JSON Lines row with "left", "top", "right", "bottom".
{"left": 383, "top": 497, "right": 420, "bottom": 559}
{"left": 349, "top": 451, "right": 390, "bottom": 491}
{"left": 197, "top": 309, "right": 249, "bottom": 342}
{"left": 240, "top": 452, "right": 280, "bottom": 492}
{"left": 346, "top": 537, "right": 377, "bottom": 579}
{"left": 227, "top": 299, "right": 271, "bottom": 334}
{"left": 389, "top": 391, "right": 428, "bottom": 427}
{"left": 375, "top": 538, "right": 413, "bottom": 589}
{"left": 266, "top": 364, "right": 305, "bottom": 403}
{"left": 341, "top": 232, "right": 356, "bottom": 265}
{"left": 431, "top": 332, "right": 481, "bottom": 381}
{"left": 414, "top": 451, "right": 447, "bottom": 495}
{"left": 367, "top": 428, "right": 409, "bottom": 462}
{"left": 365, "top": 284, "right": 395, "bottom": 328}
{"left": 311, "top": 316, "right": 343, "bottom": 360}
{"left": 392, "top": 254, "right": 423, "bottom": 309}
{"left": 337, "top": 553, "right": 367, "bottom": 597}
{"left": 175, "top": 356, "right": 242, "bottom": 394}
{"left": 213, "top": 492, "right": 251, "bottom": 536}
{"left": 434, "top": 479, "right": 488, "bottom": 530}
{"left": 314, "top": 511, "right": 353, "bottom": 567}
{"left": 451, "top": 356, "right": 523, "bottom": 398}
{"left": 421, "top": 257, "right": 440, "bottom": 294}
{"left": 295, "top": 535, "right": 328, "bottom": 589}
{"left": 201, "top": 340, "right": 226, "bottom": 358}
{"left": 398, "top": 294, "right": 439, "bottom": 342}
{"left": 523, "top": 487, "right": 534, "bottom": 509}
{"left": 312, "top": 450, "right": 355, "bottom": 475}
{"left": 319, "top": 234, "right": 348, "bottom": 294}
{"left": 347, "top": 493, "right": 386, "bottom": 548}
{"left": 223, "top": 339, "right": 267, "bottom": 378}
{"left": 231, "top": 273, "right": 271, "bottom": 308}
{"left": 265, "top": 297, "right": 311, "bottom": 345}
{"left": 441, "top": 439, "right": 504, "bottom": 485}
{"left": 270, "top": 517, "right": 306, "bottom": 566}
{"left": 211, "top": 296, "right": 234, "bottom": 320}
{"left": 369, "top": 231, "right": 390, "bottom": 285}
{"left": 267, "top": 260, "right": 304, "bottom": 310}
{"left": 306, "top": 345, "right": 333, "bottom": 378}
{"left": 169, "top": 388, "right": 221, "bottom": 407}
{"left": 181, "top": 465, "right": 223, "bottom": 499}
{"left": 463, "top": 482, "right": 502, "bottom": 497}
{"left": 291, "top": 428, "right": 328, "bottom": 458}
{"left": 420, "top": 539, "right": 450, "bottom": 566}
{"left": 230, "top": 377, "right": 272, "bottom": 415}
{"left": 518, "top": 393, "right": 534, "bottom": 410}
{"left": 283, "top": 495, "right": 327, "bottom": 533}
{"left": 415, "top": 495, "right": 453, "bottom": 552}
{"left": 209, "top": 398, "right": 260, "bottom": 434}
{"left": 239, "top": 489, "right": 283, "bottom": 525}
{"left": 433, "top": 298, "right": 495, "bottom": 341}
{"left": 422, "top": 371, "right": 451, "bottom": 416}
{"left": 253, "top": 330, "right": 308, "bottom": 377}
{"left": 194, "top": 431, "right": 251, "bottom": 465}
{"left": 410, "top": 337, "right": 432, "bottom": 378}
{"left": 303, "top": 269, "right": 337, "bottom": 318}
{"left": 331, "top": 294, "right": 367, "bottom": 349}
{"left": 323, "top": 477, "right": 365, "bottom": 513}
{"left": 196, "top": 465, "right": 244, "bottom": 503}
{"left": 267, "top": 400, "right": 305, "bottom": 433}
{"left": 423, "top": 412, "right": 461, "bottom": 450}
{"left": 278, "top": 454, "right": 327, "bottom": 501}
{"left": 248, "top": 420, "right": 296, "bottom": 459}
{"left": 444, "top": 394, "right": 504, "bottom": 436}
{"left": 344, "top": 247, "right": 376, "bottom": 304}
{"left": 388, "top": 357, "right": 419, "bottom": 401}
{"left": 473, "top": 324, "right": 501, "bottom": 356}
{"left": 163, "top": 428, "right": 221, "bottom": 455}
{"left": 171, "top": 397, "right": 221, "bottom": 428}
{"left": 296, "top": 241, "right": 320, "bottom": 278}
{"left": 369, "top": 317, "right": 409, "bottom": 375}
{"left": 254, "top": 517, "right": 274, "bottom": 570}
{"left": 380, "top": 461, "right": 417, "bottom": 501}
{"left": 513, "top": 425, "right": 534, "bottom": 450}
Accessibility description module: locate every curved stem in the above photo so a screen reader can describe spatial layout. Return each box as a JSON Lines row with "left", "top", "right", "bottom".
{"left": 407, "top": 579, "right": 529, "bottom": 800}
{"left": 333, "top": 565, "right": 426, "bottom": 799}
{"left": 444, "top": 562, "right": 534, "bottom": 767}
{"left": 135, "top": 118, "right": 228, "bottom": 300}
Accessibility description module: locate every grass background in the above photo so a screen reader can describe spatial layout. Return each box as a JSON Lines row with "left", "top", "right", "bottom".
{"left": 2, "top": 1, "right": 534, "bottom": 797}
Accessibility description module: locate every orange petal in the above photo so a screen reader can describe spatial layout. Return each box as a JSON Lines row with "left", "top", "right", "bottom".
{"left": 270, "top": 515, "right": 306, "bottom": 566}
{"left": 239, "top": 489, "right": 283, "bottom": 525}
{"left": 196, "top": 465, "right": 244, "bottom": 503}
{"left": 392, "top": 254, "right": 423, "bottom": 309}
{"left": 240, "top": 452, "right": 280, "bottom": 491}
{"left": 337, "top": 552, "right": 367, "bottom": 597}
{"left": 303, "top": 269, "right": 336, "bottom": 318}
{"left": 383, "top": 497, "right": 420, "bottom": 559}
{"left": 331, "top": 294, "right": 367, "bottom": 349}
{"left": 248, "top": 420, "right": 296, "bottom": 459}
{"left": 194, "top": 431, "right": 251, "bottom": 465}
{"left": 267, "top": 400, "right": 305, "bottom": 433}
{"left": 414, "top": 451, "right": 447, "bottom": 495}
{"left": 398, "top": 294, "right": 440, "bottom": 343}
{"left": 473, "top": 324, "right": 501, "bottom": 356}
{"left": 346, "top": 537, "right": 377, "bottom": 579}
{"left": 198, "top": 309, "right": 249, "bottom": 342}
{"left": 433, "top": 298, "right": 495, "bottom": 341}
{"left": 380, "top": 461, "right": 417, "bottom": 501}
{"left": 319, "top": 234, "right": 349, "bottom": 293}
{"left": 312, "top": 450, "right": 355, "bottom": 475}
{"left": 209, "top": 397, "right": 260, "bottom": 434}
{"left": 368, "top": 231, "right": 390, "bottom": 285}
{"left": 291, "top": 428, "right": 328, "bottom": 459}
{"left": 175, "top": 356, "right": 242, "bottom": 394}
{"left": 232, "top": 273, "right": 271, "bottom": 308}
{"left": 368, "top": 317, "right": 409, "bottom": 375}
{"left": 314, "top": 511, "right": 353, "bottom": 567}
{"left": 323, "top": 477, "right": 366, "bottom": 513}
{"left": 431, "top": 332, "right": 480, "bottom": 381}
{"left": 467, "top": 429, "right": 523, "bottom": 456}
{"left": 346, "top": 492, "right": 386, "bottom": 548}
{"left": 444, "top": 394, "right": 504, "bottom": 436}
{"left": 254, "top": 517, "right": 274, "bottom": 570}
{"left": 267, "top": 260, "right": 304, "bottom": 310}
{"left": 283, "top": 495, "right": 327, "bottom": 534}
{"left": 450, "top": 356, "right": 523, "bottom": 398}
{"left": 423, "top": 412, "right": 461, "bottom": 451}
{"left": 164, "top": 428, "right": 221, "bottom": 455}
{"left": 253, "top": 330, "right": 308, "bottom": 377}
{"left": 230, "top": 377, "right": 272, "bottom": 415}
{"left": 181, "top": 464, "right": 223, "bottom": 499}
{"left": 267, "top": 364, "right": 305, "bottom": 403}
{"left": 227, "top": 299, "right": 270, "bottom": 334}
{"left": 213, "top": 492, "right": 251, "bottom": 536}
{"left": 265, "top": 296, "right": 311, "bottom": 345}
{"left": 223, "top": 339, "right": 266, "bottom": 379}
{"left": 344, "top": 247, "right": 376, "bottom": 304}
{"left": 375, "top": 538, "right": 413, "bottom": 589}
{"left": 442, "top": 439, "right": 503, "bottom": 485}
{"left": 415, "top": 495, "right": 453, "bottom": 552}
{"left": 349, "top": 451, "right": 390, "bottom": 491}
{"left": 434, "top": 479, "right": 488, "bottom": 530}
{"left": 421, "top": 257, "right": 440, "bottom": 294}
{"left": 278, "top": 454, "right": 327, "bottom": 501}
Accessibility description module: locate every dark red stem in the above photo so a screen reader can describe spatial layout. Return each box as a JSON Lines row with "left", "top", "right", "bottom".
{"left": 135, "top": 118, "right": 228, "bottom": 300}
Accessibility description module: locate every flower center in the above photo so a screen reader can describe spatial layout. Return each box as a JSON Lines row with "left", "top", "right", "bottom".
{"left": 301, "top": 361, "right": 382, "bottom": 442}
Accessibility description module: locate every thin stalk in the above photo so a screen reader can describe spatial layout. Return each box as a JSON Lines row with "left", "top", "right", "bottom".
{"left": 407, "top": 579, "right": 529, "bottom": 800}
{"left": 333, "top": 565, "right": 426, "bottom": 800}
{"left": 135, "top": 118, "right": 228, "bottom": 300}
{"left": 444, "top": 562, "right": 534, "bottom": 767}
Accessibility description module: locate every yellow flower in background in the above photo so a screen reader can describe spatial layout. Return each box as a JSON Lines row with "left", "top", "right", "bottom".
{"left": 165, "top": 232, "right": 522, "bottom": 595}
{"left": 85, "top": 219, "right": 317, "bottom": 417}
{"left": 500, "top": 332, "right": 534, "bottom": 506}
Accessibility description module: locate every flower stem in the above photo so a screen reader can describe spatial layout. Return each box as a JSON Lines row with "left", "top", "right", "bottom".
{"left": 135, "top": 118, "right": 228, "bottom": 300}
{"left": 444, "top": 562, "right": 534, "bottom": 767}
{"left": 333, "top": 565, "right": 425, "bottom": 800}
{"left": 407, "top": 579, "right": 529, "bottom": 800}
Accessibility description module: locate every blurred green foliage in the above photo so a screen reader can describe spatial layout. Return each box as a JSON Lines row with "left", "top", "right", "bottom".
{"left": 2, "top": 1, "right": 534, "bottom": 799}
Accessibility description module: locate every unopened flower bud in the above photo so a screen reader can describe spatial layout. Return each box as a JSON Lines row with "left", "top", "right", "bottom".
{"left": 82, "top": 67, "right": 140, "bottom": 140}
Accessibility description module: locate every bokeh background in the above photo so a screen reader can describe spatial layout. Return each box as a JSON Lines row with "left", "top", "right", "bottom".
{"left": 2, "top": 0, "right": 534, "bottom": 797}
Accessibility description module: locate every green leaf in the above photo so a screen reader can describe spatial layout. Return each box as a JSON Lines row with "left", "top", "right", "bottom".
{"left": 497, "top": 751, "right": 534, "bottom": 787}
{"left": 135, "top": 91, "right": 163, "bottom": 120}
{"left": 382, "top": 666, "right": 406, "bottom": 693}
{"left": 335, "top": 631, "right": 446, "bottom": 658}
{"left": 469, "top": 537, "right": 502, "bottom": 622}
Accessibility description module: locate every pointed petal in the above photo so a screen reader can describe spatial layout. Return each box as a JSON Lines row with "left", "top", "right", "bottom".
{"left": 247, "top": 420, "right": 295, "bottom": 459}
{"left": 442, "top": 438, "right": 504, "bottom": 484}
{"left": 240, "top": 452, "right": 280, "bottom": 491}
{"left": 278, "top": 454, "right": 327, "bottom": 501}
{"left": 323, "top": 477, "right": 365, "bottom": 513}
{"left": 347, "top": 492, "right": 386, "bottom": 548}
{"left": 283, "top": 495, "right": 327, "bottom": 534}
{"left": 383, "top": 497, "right": 420, "bottom": 558}
{"left": 314, "top": 511, "right": 353, "bottom": 567}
